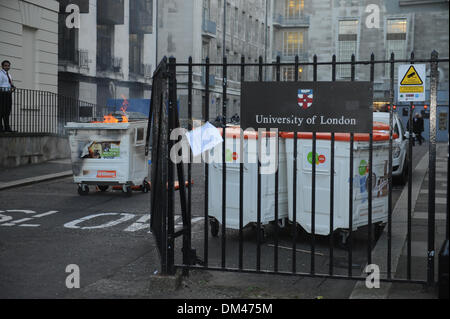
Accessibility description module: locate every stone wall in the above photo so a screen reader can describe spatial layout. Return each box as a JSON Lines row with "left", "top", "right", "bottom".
{"left": 0, "top": 134, "right": 70, "bottom": 168}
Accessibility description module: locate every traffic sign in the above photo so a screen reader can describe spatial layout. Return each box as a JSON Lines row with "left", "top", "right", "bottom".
{"left": 398, "top": 64, "right": 426, "bottom": 102}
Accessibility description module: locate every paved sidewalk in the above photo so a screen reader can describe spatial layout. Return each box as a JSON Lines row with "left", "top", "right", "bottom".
{"left": 0, "top": 159, "right": 72, "bottom": 190}
{"left": 350, "top": 142, "right": 448, "bottom": 299}
{"left": 388, "top": 143, "right": 448, "bottom": 298}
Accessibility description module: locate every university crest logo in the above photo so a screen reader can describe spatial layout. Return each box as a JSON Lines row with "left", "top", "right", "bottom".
{"left": 298, "top": 89, "right": 313, "bottom": 110}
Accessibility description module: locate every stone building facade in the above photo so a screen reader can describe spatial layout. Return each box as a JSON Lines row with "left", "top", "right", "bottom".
{"left": 157, "top": 0, "right": 272, "bottom": 122}
{"left": 0, "top": 0, "right": 59, "bottom": 93}
{"left": 57, "top": 0, "right": 156, "bottom": 113}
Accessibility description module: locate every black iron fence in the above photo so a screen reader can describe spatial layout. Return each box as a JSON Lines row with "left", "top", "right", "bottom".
{"left": 6, "top": 88, "right": 107, "bottom": 136}
{"left": 149, "top": 52, "right": 449, "bottom": 288}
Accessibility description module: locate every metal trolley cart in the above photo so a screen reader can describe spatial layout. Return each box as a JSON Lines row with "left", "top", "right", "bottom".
{"left": 65, "top": 119, "right": 150, "bottom": 196}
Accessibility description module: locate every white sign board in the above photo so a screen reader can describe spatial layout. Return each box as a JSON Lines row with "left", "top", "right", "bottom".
{"left": 398, "top": 64, "right": 426, "bottom": 102}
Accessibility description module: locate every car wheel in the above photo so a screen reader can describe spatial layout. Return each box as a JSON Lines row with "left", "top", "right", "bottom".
{"left": 395, "top": 162, "right": 408, "bottom": 185}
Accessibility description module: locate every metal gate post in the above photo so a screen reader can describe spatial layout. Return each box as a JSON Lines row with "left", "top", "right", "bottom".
{"left": 167, "top": 56, "right": 177, "bottom": 275}
{"left": 428, "top": 50, "right": 439, "bottom": 286}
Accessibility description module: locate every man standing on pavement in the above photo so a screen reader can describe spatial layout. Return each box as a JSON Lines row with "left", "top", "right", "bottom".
{"left": 413, "top": 113, "right": 424, "bottom": 145}
{"left": 0, "top": 60, "right": 16, "bottom": 133}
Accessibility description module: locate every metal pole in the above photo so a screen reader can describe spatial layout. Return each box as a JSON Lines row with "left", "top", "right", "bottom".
{"left": 428, "top": 50, "right": 439, "bottom": 285}
{"left": 407, "top": 52, "right": 415, "bottom": 280}
{"left": 223, "top": 0, "right": 226, "bottom": 58}
{"left": 264, "top": 0, "right": 268, "bottom": 80}
{"left": 155, "top": 0, "right": 158, "bottom": 66}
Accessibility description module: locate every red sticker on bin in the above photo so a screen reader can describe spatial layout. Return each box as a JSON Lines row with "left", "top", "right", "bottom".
{"left": 318, "top": 155, "right": 326, "bottom": 164}
{"left": 97, "top": 170, "right": 117, "bottom": 178}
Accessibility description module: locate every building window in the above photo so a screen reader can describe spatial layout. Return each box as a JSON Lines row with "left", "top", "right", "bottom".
{"left": 58, "top": 13, "right": 78, "bottom": 64}
{"left": 203, "top": 0, "right": 210, "bottom": 21}
{"left": 283, "top": 31, "right": 304, "bottom": 57}
{"left": 281, "top": 66, "right": 304, "bottom": 81}
{"left": 97, "top": 25, "right": 114, "bottom": 71}
{"left": 129, "top": 33, "right": 144, "bottom": 75}
{"left": 234, "top": 7, "right": 239, "bottom": 37}
{"left": 285, "top": 0, "right": 304, "bottom": 19}
{"left": 226, "top": 3, "right": 231, "bottom": 34}
{"left": 386, "top": 18, "right": 407, "bottom": 77}
{"left": 217, "top": 0, "right": 222, "bottom": 31}
{"left": 338, "top": 20, "right": 358, "bottom": 78}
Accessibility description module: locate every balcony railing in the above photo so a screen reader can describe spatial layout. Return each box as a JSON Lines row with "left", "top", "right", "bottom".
{"left": 97, "top": 55, "right": 122, "bottom": 73}
{"left": 272, "top": 14, "right": 310, "bottom": 27}
{"left": 59, "top": 49, "right": 90, "bottom": 69}
{"left": 273, "top": 50, "right": 309, "bottom": 62}
{"left": 5, "top": 88, "right": 107, "bottom": 136}
{"left": 129, "top": 62, "right": 152, "bottom": 78}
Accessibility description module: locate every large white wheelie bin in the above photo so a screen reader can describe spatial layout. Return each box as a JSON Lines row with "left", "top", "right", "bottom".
{"left": 207, "top": 127, "right": 289, "bottom": 237}
{"left": 280, "top": 131, "right": 391, "bottom": 236}
{"left": 65, "top": 119, "right": 150, "bottom": 196}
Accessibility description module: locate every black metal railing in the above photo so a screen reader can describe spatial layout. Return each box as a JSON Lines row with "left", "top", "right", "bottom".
{"left": 149, "top": 52, "right": 449, "bottom": 288}
{"left": 6, "top": 88, "right": 107, "bottom": 136}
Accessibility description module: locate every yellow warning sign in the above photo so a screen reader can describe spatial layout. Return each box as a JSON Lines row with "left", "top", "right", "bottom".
{"left": 400, "top": 86, "right": 424, "bottom": 93}
{"left": 400, "top": 66, "right": 424, "bottom": 85}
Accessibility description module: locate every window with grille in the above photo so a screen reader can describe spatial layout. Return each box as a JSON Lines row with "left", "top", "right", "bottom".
{"left": 203, "top": 0, "right": 210, "bottom": 21}
{"left": 283, "top": 31, "right": 304, "bottom": 57}
{"left": 338, "top": 20, "right": 358, "bottom": 78}
{"left": 281, "top": 66, "right": 304, "bottom": 81}
{"left": 217, "top": 0, "right": 222, "bottom": 31}
{"left": 385, "top": 18, "right": 407, "bottom": 77}
{"left": 285, "top": 0, "right": 304, "bottom": 19}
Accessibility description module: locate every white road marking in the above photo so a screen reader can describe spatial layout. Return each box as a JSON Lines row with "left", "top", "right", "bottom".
{"left": 64, "top": 213, "right": 136, "bottom": 229}
{"left": 124, "top": 214, "right": 151, "bottom": 232}
{"left": 5, "top": 210, "right": 36, "bottom": 214}
{"left": 1, "top": 218, "right": 34, "bottom": 226}
{"left": 33, "top": 211, "right": 59, "bottom": 218}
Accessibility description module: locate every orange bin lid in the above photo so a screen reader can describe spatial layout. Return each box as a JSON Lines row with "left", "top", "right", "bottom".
{"left": 217, "top": 125, "right": 397, "bottom": 141}
{"left": 279, "top": 131, "right": 397, "bottom": 141}
{"left": 373, "top": 121, "right": 390, "bottom": 131}
{"left": 217, "top": 127, "right": 278, "bottom": 139}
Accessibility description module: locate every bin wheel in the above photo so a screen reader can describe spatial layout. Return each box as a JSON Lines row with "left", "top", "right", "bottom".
{"left": 123, "top": 185, "right": 133, "bottom": 197}
{"left": 210, "top": 218, "right": 219, "bottom": 237}
{"left": 98, "top": 185, "right": 109, "bottom": 192}
{"left": 334, "top": 230, "right": 350, "bottom": 249}
{"left": 258, "top": 227, "right": 267, "bottom": 243}
{"left": 77, "top": 184, "right": 89, "bottom": 196}
{"left": 397, "top": 163, "right": 408, "bottom": 185}
{"left": 142, "top": 180, "right": 150, "bottom": 193}
{"left": 374, "top": 222, "right": 385, "bottom": 240}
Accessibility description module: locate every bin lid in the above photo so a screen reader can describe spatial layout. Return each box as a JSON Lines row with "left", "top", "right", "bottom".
{"left": 217, "top": 127, "right": 278, "bottom": 139}
{"left": 279, "top": 131, "right": 394, "bottom": 141}
{"left": 373, "top": 121, "right": 390, "bottom": 131}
